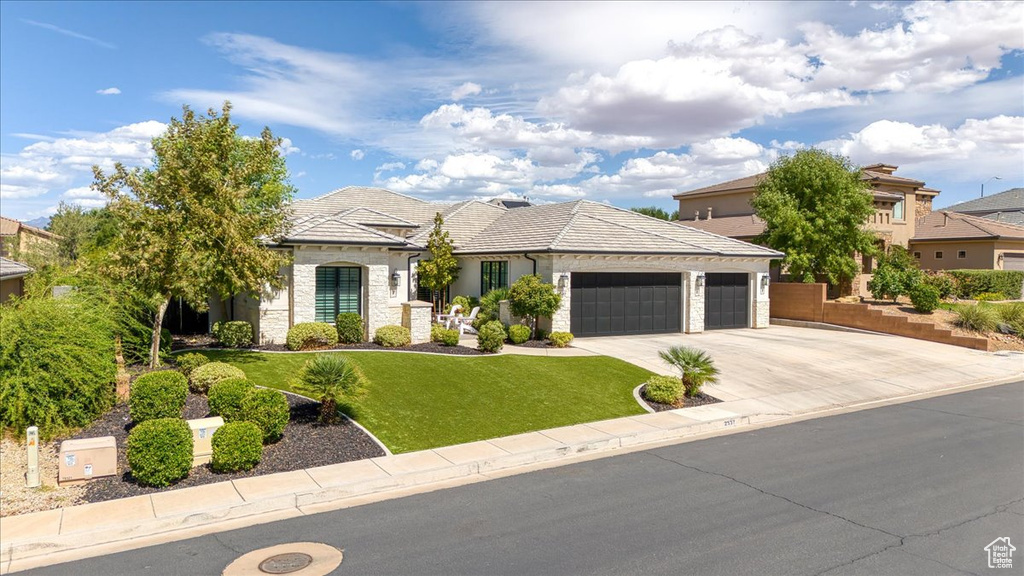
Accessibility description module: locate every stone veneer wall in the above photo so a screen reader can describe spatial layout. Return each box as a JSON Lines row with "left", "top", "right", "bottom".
{"left": 751, "top": 272, "right": 770, "bottom": 328}
{"left": 684, "top": 270, "right": 704, "bottom": 333}
{"left": 402, "top": 300, "right": 433, "bottom": 344}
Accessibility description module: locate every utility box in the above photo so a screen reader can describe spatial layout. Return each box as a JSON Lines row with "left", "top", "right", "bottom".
{"left": 58, "top": 436, "right": 117, "bottom": 485}
{"left": 188, "top": 416, "right": 225, "bottom": 466}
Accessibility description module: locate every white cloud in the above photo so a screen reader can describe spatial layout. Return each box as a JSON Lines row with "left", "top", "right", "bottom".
{"left": 277, "top": 137, "right": 300, "bottom": 156}
{"left": 350, "top": 149, "right": 365, "bottom": 161}
{"left": 96, "top": 87, "right": 121, "bottom": 95}
{"left": 578, "top": 149, "right": 771, "bottom": 199}
{"left": 60, "top": 186, "right": 107, "bottom": 208}
{"left": 450, "top": 82, "right": 482, "bottom": 101}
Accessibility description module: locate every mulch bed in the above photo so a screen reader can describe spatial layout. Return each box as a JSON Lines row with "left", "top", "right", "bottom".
{"left": 70, "top": 392, "right": 385, "bottom": 504}
{"left": 638, "top": 385, "right": 722, "bottom": 412}
{"left": 174, "top": 336, "right": 486, "bottom": 356}
{"left": 511, "top": 340, "right": 563, "bottom": 349}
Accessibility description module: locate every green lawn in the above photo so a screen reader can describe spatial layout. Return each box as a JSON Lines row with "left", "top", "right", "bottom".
{"left": 195, "top": 350, "right": 652, "bottom": 453}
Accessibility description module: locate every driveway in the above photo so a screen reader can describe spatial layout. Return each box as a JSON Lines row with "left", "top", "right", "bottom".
{"left": 574, "top": 325, "right": 1023, "bottom": 405}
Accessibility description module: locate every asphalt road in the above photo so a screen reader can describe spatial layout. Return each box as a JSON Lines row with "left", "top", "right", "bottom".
{"left": 29, "top": 382, "right": 1024, "bottom": 576}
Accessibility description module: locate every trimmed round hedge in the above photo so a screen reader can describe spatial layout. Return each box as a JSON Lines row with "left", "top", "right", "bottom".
{"left": 476, "top": 320, "right": 506, "bottom": 353}
{"left": 336, "top": 313, "right": 365, "bottom": 344}
{"left": 909, "top": 284, "right": 941, "bottom": 313}
{"left": 211, "top": 421, "right": 263, "bottom": 473}
{"left": 126, "top": 418, "right": 193, "bottom": 487}
{"left": 643, "top": 375, "right": 683, "bottom": 406}
{"left": 208, "top": 378, "right": 256, "bottom": 422}
{"left": 374, "top": 325, "right": 411, "bottom": 347}
{"left": 189, "top": 362, "right": 246, "bottom": 394}
{"left": 241, "top": 388, "right": 290, "bottom": 443}
{"left": 129, "top": 370, "right": 188, "bottom": 423}
{"left": 174, "top": 352, "right": 209, "bottom": 378}
{"left": 213, "top": 320, "right": 254, "bottom": 348}
{"left": 287, "top": 322, "right": 339, "bottom": 351}
{"left": 508, "top": 324, "right": 530, "bottom": 344}
{"left": 549, "top": 331, "right": 574, "bottom": 348}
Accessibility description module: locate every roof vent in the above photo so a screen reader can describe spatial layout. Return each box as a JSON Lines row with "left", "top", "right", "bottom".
{"left": 706, "top": 207, "right": 713, "bottom": 220}
{"left": 942, "top": 212, "right": 949, "bottom": 227}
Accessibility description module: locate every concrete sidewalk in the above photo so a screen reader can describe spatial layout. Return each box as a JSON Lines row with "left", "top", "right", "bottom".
{"left": 2, "top": 335, "right": 1021, "bottom": 573}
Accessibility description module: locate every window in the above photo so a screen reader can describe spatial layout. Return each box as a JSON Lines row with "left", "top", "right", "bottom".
{"left": 315, "top": 266, "right": 361, "bottom": 323}
{"left": 958, "top": 250, "right": 967, "bottom": 259}
{"left": 480, "top": 261, "right": 509, "bottom": 294}
{"left": 935, "top": 251, "right": 944, "bottom": 260}
{"left": 892, "top": 199, "right": 905, "bottom": 221}
{"left": 913, "top": 252, "right": 921, "bottom": 259}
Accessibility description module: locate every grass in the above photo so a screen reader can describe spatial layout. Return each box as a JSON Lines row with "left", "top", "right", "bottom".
{"left": 195, "top": 350, "right": 653, "bottom": 453}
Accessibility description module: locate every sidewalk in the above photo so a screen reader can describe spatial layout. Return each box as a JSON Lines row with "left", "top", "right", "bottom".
{"left": 2, "top": 364, "right": 1021, "bottom": 573}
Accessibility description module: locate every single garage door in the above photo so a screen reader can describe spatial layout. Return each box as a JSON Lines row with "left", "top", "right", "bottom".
{"left": 705, "top": 273, "right": 749, "bottom": 330}
{"left": 570, "top": 272, "right": 681, "bottom": 337}
{"left": 1003, "top": 253, "right": 1024, "bottom": 271}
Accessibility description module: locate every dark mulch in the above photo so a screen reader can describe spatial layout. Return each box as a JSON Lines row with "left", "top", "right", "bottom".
{"left": 252, "top": 341, "right": 487, "bottom": 355}
{"left": 638, "top": 385, "right": 722, "bottom": 412}
{"left": 71, "top": 392, "right": 385, "bottom": 503}
{"left": 512, "top": 339, "right": 557, "bottom": 349}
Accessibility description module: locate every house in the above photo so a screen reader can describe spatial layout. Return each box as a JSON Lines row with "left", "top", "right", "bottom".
{"left": 0, "top": 257, "right": 33, "bottom": 302}
{"left": 909, "top": 211, "right": 1024, "bottom": 271}
{"left": 673, "top": 163, "right": 940, "bottom": 293}
{"left": 946, "top": 188, "right": 1024, "bottom": 226}
{"left": 212, "top": 187, "right": 782, "bottom": 345}
{"left": 0, "top": 215, "right": 60, "bottom": 259}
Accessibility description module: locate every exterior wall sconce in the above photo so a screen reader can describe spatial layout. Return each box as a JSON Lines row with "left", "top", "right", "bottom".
{"left": 558, "top": 272, "right": 570, "bottom": 289}
{"left": 390, "top": 271, "right": 401, "bottom": 288}
{"left": 760, "top": 275, "right": 770, "bottom": 291}
{"left": 695, "top": 273, "right": 705, "bottom": 288}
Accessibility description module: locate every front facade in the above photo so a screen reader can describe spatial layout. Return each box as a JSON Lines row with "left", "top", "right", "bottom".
{"left": 213, "top": 187, "right": 781, "bottom": 345}
{"left": 0, "top": 216, "right": 59, "bottom": 260}
{"left": 909, "top": 211, "right": 1024, "bottom": 271}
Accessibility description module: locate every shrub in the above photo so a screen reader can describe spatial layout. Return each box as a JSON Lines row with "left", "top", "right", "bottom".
{"left": 951, "top": 304, "right": 999, "bottom": 333}
{"left": 535, "top": 328, "right": 548, "bottom": 341}
{"left": 922, "top": 272, "right": 955, "bottom": 300}
{"left": 175, "top": 352, "right": 209, "bottom": 378}
{"left": 909, "top": 284, "right": 941, "bottom": 314}
{"left": 948, "top": 270, "right": 1024, "bottom": 299}
{"left": 479, "top": 287, "right": 510, "bottom": 324}
{"left": 508, "top": 275, "right": 562, "bottom": 337}
{"left": 975, "top": 292, "right": 1006, "bottom": 302}
{"left": 336, "top": 313, "right": 365, "bottom": 344}
{"left": 160, "top": 328, "right": 173, "bottom": 356}
{"left": 431, "top": 323, "right": 447, "bottom": 343}
{"left": 658, "top": 346, "right": 720, "bottom": 397}
{"left": 208, "top": 378, "right": 256, "bottom": 422}
{"left": 189, "top": 361, "right": 246, "bottom": 394}
{"left": 126, "top": 418, "right": 192, "bottom": 487}
{"left": 996, "top": 302, "right": 1024, "bottom": 325}
{"left": 374, "top": 325, "right": 411, "bottom": 347}
{"left": 438, "top": 327, "right": 461, "bottom": 346}
{"left": 449, "top": 295, "right": 479, "bottom": 313}
{"left": 240, "top": 388, "right": 290, "bottom": 443}
{"left": 0, "top": 291, "right": 117, "bottom": 438}
{"left": 286, "top": 322, "right": 339, "bottom": 351}
{"left": 549, "top": 331, "right": 574, "bottom": 348}
{"left": 508, "top": 324, "right": 531, "bottom": 344}
{"left": 292, "top": 354, "right": 366, "bottom": 424}
{"left": 211, "top": 421, "right": 263, "bottom": 472}
{"left": 643, "top": 375, "right": 684, "bottom": 406}
{"left": 868, "top": 246, "right": 922, "bottom": 302}
{"left": 129, "top": 371, "right": 188, "bottom": 423}
{"left": 213, "top": 321, "right": 253, "bottom": 347}
{"left": 476, "top": 320, "right": 506, "bottom": 353}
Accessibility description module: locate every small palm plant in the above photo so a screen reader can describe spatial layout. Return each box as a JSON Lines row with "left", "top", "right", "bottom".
{"left": 293, "top": 354, "right": 367, "bottom": 424}
{"left": 658, "top": 346, "right": 720, "bottom": 398}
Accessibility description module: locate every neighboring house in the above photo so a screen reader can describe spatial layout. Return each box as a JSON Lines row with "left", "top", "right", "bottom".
{"left": 212, "top": 187, "right": 781, "bottom": 345}
{"left": 0, "top": 215, "right": 60, "bottom": 259}
{"left": 909, "top": 211, "right": 1024, "bottom": 271}
{"left": 945, "top": 188, "right": 1024, "bottom": 226}
{"left": 0, "top": 257, "right": 33, "bottom": 302}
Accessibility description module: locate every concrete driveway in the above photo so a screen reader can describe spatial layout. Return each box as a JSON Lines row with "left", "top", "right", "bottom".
{"left": 574, "top": 326, "right": 1023, "bottom": 406}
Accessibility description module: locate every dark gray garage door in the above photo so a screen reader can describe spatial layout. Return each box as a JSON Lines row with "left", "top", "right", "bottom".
{"left": 704, "top": 273, "right": 749, "bottom": 330}
{"left": 1003, "top": 253, "right": 1024, "bottom": 271}
{"left": 570, "top": 273, "right": 681, "bottom": 337}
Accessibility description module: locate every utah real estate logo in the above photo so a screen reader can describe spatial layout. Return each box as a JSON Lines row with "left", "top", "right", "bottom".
{"left": 985, "top": 537, "right": 1015, "bottom": 569}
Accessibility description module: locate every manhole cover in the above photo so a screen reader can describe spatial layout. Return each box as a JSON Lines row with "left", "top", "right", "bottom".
{"left": 259, "top": 552, "right": 314, "bottom": 574}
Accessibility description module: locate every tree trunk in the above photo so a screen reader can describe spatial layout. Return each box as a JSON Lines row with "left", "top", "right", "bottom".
{"left": 114, "top": 336, "right": 131, "bottom": 401}
{"left": 320, "top": 396, "right": 339, "bottom": 425}
{"left": 149, "top": 295, "right": 171, "bottom": 369}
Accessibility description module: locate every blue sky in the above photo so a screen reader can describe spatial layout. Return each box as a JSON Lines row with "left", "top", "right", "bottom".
{"left": 2, "top": 1, "right": 1022, "bottom": 220}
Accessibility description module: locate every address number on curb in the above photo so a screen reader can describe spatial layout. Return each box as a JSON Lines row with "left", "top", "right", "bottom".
{"left": 723, "top": 419, "right": 736, "bottom": 427}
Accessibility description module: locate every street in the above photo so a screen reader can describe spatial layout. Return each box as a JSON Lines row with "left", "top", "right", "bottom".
{"left": 27, "top": 382, "right": 1024, "bottom": 576}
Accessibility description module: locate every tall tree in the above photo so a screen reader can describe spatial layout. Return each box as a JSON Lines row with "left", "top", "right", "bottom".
{"left": 752, "top": 149, "right": 877, "bottom": 288}
{"left": 48, "top": 202, "right": 118, "bottom": 263}
{"left": 416, "top": 213, "right": 460, "bottom": 312}
{"left": 94, "top": 103, "right": 294, "bottom": 367}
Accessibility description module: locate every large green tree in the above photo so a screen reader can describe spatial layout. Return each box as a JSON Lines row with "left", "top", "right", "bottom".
{"left": 416, "top": 213, "right": 460, "bottom": 312}
{"left": 48, "top": 202, "right": 118, "bottom": 263}
{"left": 94, "top": 103, "right": 294, "bottom": 367}
{"left": 752, "top": 149, "right": 877, "bottom": 287}
{"left": 630, "top": 206, "right": 679, "bottom": 221}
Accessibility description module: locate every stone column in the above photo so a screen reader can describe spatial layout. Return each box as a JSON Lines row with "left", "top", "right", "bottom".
{"left": 498, "top": 300, "right": 512, "bottom": 326}
{"left": 550, "top": 271, "right": 571, "bottom": 333}
{"left": 402, "top": 300, "right": 433, "bottom": 344}
{"left": 365, "top": 264, "right": 391, "bottom": 337}
{"left": 751, "top": 272, "right": 771, "bottom": 328}
{"left": 291, "top": 262, "right": 317, "bottom": 325}
{"left": 684, "top": 271, "right": 705, "bottom": 334}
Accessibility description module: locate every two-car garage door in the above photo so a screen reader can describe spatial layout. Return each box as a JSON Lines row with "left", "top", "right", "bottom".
{"left": 570, "top": 271, "right": 750, "bottom": 336}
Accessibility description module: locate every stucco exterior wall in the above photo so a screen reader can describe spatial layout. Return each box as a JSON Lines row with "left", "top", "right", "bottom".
{"left": 677, "top": 191, "right": 753, "bottom": 221}
{"left": 449, "top": 255, "right": 534, "bottom": 298}
{"left": 1, "top": 277, "right": 24, "bottom": 302}
{"left": 909, "top": 240, "right": 996, "bottom": 271}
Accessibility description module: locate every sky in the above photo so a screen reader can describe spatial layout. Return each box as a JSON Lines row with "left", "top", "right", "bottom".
{"left": 1, "top": 1, "right": 1022, "bottom": 221}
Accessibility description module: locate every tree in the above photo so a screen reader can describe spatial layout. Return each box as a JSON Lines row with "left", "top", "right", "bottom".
{"left": 94, "top": 103, "right": 294, "bottom": 367}
{"left": 293, "top": 354, "right": 366, "bottom": 424}
{"left": 630, "top": 206, "right": 679, "bottom": 221}
{"left": 48, "top": 202, "right": 118, "bottom": 263}
{"left": 868, "top": 245, "right": 923, "bottom": 302}
{"left": 658, "top": 346, "right": 720, "bottom": 397}
{"left": 416, "top": 213, "right": 460, "bottom": 312}
{"left": 752, "top": 149, "right": 877, "bottom": 289}
{"left": 508, "top": 274, "right": 561, "bottom": 338}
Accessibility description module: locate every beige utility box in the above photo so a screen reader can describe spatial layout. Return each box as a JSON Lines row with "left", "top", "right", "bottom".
{"left": 58, "top": 436, "right": 117, "bottom": 485}
{"left": 188, "top": 416, "right": 225, "bottom": 466}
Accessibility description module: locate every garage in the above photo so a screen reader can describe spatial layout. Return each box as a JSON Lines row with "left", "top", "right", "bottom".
{"left": 570, "top": 272, "right": 681, "bottom": 337}
{"left": 1003, "top": 253, "right": 1024, "bottom": 271}
{"left": 704, "top": 273, "right": 749, "bottom": 330}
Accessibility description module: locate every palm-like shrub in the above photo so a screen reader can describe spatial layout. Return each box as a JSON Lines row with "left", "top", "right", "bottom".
{"left": 292, "top": 354, "right": 366, "bottom": 424}
{"left": 952, "top": 304, "right": 999, "bottom": 333}
{"left": 658, "top": 346, "right": 720, "bottom": 397}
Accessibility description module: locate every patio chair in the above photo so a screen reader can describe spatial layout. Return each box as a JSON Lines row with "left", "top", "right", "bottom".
{"left": 454, "top": 306, "right": 480, "bottom": 335}
{"left": 436, "top": 304, "right": 462, "bottom": 330}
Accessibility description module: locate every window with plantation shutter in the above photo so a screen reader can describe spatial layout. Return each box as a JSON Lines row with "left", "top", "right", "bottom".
{"left": 480, "top": 261, "right": 508, "bottom": 294}
{"left": 315, "top": 266, "right": 361, "bottom": 323}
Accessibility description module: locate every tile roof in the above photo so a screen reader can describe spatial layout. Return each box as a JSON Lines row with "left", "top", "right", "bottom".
{"left": 979, "top": 211, "right": 1024, "bottom": 226}
{"left": 946, "top": 188, "right": 1024, "bottom": 214}
{"left": 0, "top": 257, "right": 33, "bottom": 279}
{"left": 0, "top": 215, "right": 60, "bottom": 239}
{"left": 407, "top": 201, "right": 507, "bottom": 248}
{"left": 673, "top": 164, "right": 932, "bottom": 199}
{"left": 283, "top": 212, "right": 415, "bottom": 246}
{"left": 291, "top": 186, "right": 450, "bottom": 224}
{"left": 677, "top": 214, "right": 765, "bottom": 239}
{"left": 912, "top": 211, "right": 1024, "bottom": 242}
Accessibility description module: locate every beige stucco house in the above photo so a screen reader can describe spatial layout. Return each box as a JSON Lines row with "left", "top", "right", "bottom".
{"left": 0, "top": 216, "right": 59, "bottom": 260}
{"left": 909, "top": 211, "right": 1024, "bottom": 271}
{"left": 0, "top": 257, "right": 33, "bottom": 302}
{"left": 211, "top": 187, "right": 782, "bottom": 345}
